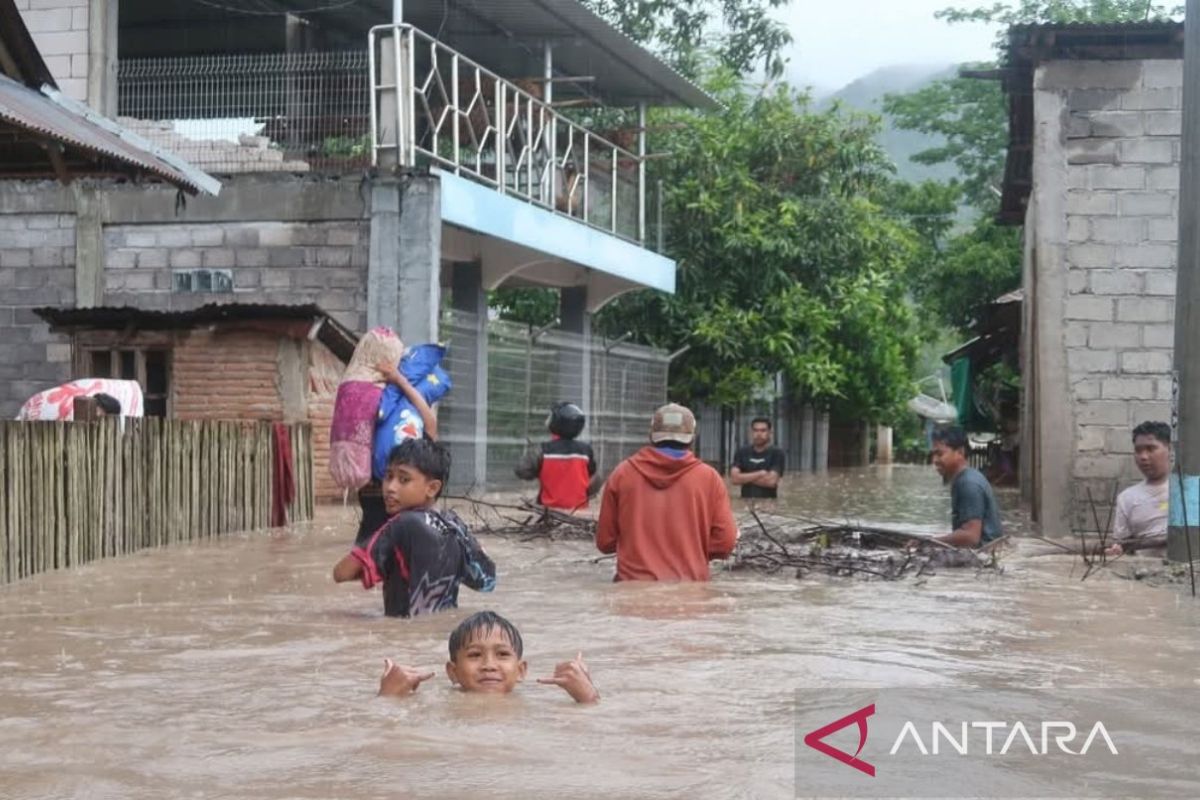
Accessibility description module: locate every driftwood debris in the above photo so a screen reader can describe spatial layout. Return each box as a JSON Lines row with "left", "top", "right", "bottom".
{"left": 446, "top": 496, "right": 1003, "bottom": 580}
{"left": 732, "top": 509, "right": 1003, "bottom": 581}
{"left": 446, "top": 495, "right": 596, "bottom": 542}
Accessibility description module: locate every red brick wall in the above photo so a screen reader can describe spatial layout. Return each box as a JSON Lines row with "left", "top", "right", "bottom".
{"left": 309, "top": 344, "right": 344, "bottom": 502}
{"left": 170, "top": 326, "right": 347, "bottom": 501}
{"left": 172, "top": 330, "right": 287, "bottom": 421}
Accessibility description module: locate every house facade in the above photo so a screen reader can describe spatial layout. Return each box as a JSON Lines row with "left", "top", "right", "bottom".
{"left": 999, "top": 22, "right": 1182, "bottom": 534}
{"left": 4, "top": 0, "right": 699, "bottom": 491}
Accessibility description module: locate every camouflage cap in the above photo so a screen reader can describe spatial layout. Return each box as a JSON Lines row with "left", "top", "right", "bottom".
{"left": 650, "top": 403, "right": 696, "bottom": 444}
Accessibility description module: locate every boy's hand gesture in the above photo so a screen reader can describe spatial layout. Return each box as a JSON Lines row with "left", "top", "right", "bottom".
{"left": 537, "top": 652, "right": 600, "bottom": 704}
{"left": 378, "top": 658, "right": 435, "bottom": 697}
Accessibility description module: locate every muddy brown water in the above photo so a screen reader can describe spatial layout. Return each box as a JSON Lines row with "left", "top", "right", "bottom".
{"left": 1, "top": 465, "right": 1198, "bottom": 799}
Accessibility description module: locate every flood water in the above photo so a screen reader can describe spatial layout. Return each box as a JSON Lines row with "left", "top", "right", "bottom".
{"left": 2, "top": 465, "right": 1199, "bottom": 799}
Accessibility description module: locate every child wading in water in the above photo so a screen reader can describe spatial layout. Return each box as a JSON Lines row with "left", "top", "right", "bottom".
{"left": 333, "top": 438, "right": 495, "bottom": 617}
{"left": 377, "top": 611, "right": 600, "bottom": 704}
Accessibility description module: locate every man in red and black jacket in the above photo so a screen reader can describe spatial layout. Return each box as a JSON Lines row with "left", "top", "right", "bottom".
{"left": 515, "top": 402, "right": 598, "bottom": 512}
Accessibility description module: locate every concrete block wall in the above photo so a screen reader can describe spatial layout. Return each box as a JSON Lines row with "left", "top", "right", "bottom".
{"left": 0, "top": 213, "right": 77, "bottom": 415}
{"left": 1043, "top": 59, "right": 1180, "bottom": 531}
{"left": 103, "top": 221, "right": 369, "bottom": 332}
{"left": 17, "top": 0, "right": 90, "bottom": 101}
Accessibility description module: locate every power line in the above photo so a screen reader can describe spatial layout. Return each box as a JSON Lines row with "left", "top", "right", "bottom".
{"left": 183, "top": 0, "right": 363, "bottom": 16}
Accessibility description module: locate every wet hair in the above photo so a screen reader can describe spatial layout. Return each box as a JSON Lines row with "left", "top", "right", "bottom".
{"left": 93, "top": 393, "right": 121, "bottom": 415}
{"left": 751, "top": 417, "right": 771, "bottom": 430}
{"left": 1132, "top": 421, "right": 1171, "bottom": 445}
{"left": 930, "top": 426, "right": 968, "bottom": 452}
{"left": 448, "top": 610, "right": 523, "bottom": 660}
{"left": 387, "top": 437, "right": 451, "bottom": 493}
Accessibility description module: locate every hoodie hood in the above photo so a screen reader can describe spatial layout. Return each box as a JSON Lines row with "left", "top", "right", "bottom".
{"left": 627, "top": 445, "right": 704, "bottom": 490}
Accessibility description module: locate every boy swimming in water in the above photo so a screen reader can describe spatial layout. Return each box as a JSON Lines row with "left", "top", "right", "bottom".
{"left": 332, "top": 438, "right": 495, "bottom": 617}
{"left": 377, "top": 610, "right": 600, "bottom": 704}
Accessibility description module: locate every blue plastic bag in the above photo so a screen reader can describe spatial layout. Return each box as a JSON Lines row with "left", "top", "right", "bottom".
{"left": 372, "top": 344, "right": 452, "bottom": 480}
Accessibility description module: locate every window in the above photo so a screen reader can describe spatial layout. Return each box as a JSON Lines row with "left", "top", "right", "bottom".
{"left": 174, "top": 269, "right": 233, "bottom": 293}
{"left": 88, "top": 347, "right": 171, "bottom": 418}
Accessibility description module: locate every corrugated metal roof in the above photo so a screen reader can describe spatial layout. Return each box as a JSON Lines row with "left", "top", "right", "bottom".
{"left": 119, "top": 0, "right": 715, "bottom": 109}
{"left": 998, "top": 21, "right": 1183, "bottom": 225}
{"left": 0, "top": 0, "right": 54, "bottom": 87}
{"left": 0, "top": 74, "right": 220, "bottom": 195}
{"left": 408, "top": 0, "right": 717, "bottom": 109}
{"left": 34, "top": 303, "right": 359, "bottom": 362}
{"left": 1008, "top": 20, "right": 1183, "bottom": 33}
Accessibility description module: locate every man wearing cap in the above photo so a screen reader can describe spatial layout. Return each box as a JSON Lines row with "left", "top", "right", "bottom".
{"left": 595, "top": 403, "right": 739, "bottom": 581}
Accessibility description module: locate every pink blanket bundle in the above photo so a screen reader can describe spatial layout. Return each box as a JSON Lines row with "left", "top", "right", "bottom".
{"left": 17, "top": 379, "right": 144, "bottom": 421}
{"left": 328, "top": 327, "right": 404, "bottom": 490}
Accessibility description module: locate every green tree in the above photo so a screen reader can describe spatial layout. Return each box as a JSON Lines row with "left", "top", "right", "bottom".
{"left": 489, "top": 287, "right": 558, "bottom": 327}
{"left": 582, "top": 0, "right": 794, "bottom": 78}
{"left": 596, "top": 75, "right": 921, "bottom": 422}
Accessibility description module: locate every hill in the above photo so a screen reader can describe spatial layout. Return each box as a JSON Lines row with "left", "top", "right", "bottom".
{"left": 819, "top": 63, "right": 961, "bottom": 185}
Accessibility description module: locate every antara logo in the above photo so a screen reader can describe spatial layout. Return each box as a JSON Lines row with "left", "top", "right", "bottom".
{"left": 803, "top": 703, "right": 877, "bottom": 777}
{"left": 804, "top": 705, "right": 1120, "bottom": 777}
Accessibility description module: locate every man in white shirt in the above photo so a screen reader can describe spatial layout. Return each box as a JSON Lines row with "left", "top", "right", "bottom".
{"left": 1106, "top": 421, "right": 1171, "bottom": 558}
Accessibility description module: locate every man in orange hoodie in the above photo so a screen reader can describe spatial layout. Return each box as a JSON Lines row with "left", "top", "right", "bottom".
{"left": 596, "top": 403, "right": 739, "bottom": 581}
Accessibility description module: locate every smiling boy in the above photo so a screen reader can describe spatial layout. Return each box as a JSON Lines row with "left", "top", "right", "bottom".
{"left": 332, "top": 439, "right": 495, "bottom": 617}
{"left": 377, "top": 611, "right": 599, "bottom": 704}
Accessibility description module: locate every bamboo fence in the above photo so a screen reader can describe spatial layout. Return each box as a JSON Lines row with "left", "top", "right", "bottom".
{"left": 0, "top": 418, "right": 313, "bottom": 584}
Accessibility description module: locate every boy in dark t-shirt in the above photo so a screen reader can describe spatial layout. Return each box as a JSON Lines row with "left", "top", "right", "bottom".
{"left": 731, "top": 417, "right": 786, "bottom": 499}
{"left": 930, "top": 427, "right": 1003, "bottom": 547}
{"left": 333, "top": 438, "right": 496, "bottom": 617}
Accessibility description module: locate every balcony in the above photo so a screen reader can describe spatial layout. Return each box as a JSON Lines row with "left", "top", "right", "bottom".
{"left": 369, "top": 24, "right": 647, "bottom": 245}
{"left": 117, "top": 51, "right": 372, "bottom": 175}
{"left": 116, "top": 39, "right": 664, "bottom": 250}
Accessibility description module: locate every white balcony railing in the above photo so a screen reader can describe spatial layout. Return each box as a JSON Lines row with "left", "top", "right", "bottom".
{"left": 369, "top": 24, "right": 645, "bottom": 245}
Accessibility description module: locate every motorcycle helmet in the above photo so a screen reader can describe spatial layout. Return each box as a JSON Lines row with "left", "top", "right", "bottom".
{"left": 548, "top": 402, "right": 586, "bottom": 439}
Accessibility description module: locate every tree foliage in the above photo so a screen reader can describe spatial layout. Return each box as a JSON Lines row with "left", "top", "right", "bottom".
{"left": 489, "top": 287, "right": 558, "bottom": 328}
{"left": 581, "top": 0, "right": 794, "bottom": 78}
{"left": 937, "top": 0, "right": 1181, "bottom": 33}
{"left": 596, "top": 76, "right": 921, "bottom": 422}
{"left": 880, "top": 0, "right": 1180, "bottom": 332}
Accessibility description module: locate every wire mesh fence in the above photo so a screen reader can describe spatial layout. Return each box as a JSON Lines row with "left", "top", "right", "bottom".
{"left": 436, "top": 311, "right": 668, "bottom": 492}
{"left": 117, "top": 51, "right": 371, "bottom": 174}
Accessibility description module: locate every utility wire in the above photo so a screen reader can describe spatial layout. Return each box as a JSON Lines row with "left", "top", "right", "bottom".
{"left": 184, "top": 0, "right": 362, "bottom": 16}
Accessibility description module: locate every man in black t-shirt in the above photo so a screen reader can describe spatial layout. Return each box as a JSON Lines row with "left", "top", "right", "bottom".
{"left": 730, "top": 417, "right": 786, "bottom": 499}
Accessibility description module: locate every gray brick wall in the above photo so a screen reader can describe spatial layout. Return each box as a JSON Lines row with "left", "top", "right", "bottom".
{"left": 17, "top": 0, "right": 90, "bottom": 102}
{"left": 1056, "top": 58, "right": 1180, "bottom": 530}
{"left": 0, "top": 213, "right": 76, "bottom": 416}
{"left": 103, "top": 221, "right": 369, "bottom": 332}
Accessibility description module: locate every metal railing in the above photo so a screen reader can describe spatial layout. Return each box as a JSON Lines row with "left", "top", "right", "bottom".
{"left": 369, "top": 24, "right": 645, "bottom": 244}
{"left": 118, "top": 51, "right": 371, "bottom": 174}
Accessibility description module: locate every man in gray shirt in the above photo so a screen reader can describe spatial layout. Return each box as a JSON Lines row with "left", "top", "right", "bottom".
{"left": 929, "top": 426, "right": 1003, "bottom": 547}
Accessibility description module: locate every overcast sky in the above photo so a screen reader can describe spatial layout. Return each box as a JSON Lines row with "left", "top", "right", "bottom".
{"left": 780, "top": 0, "right": 1000, "bottom": 93}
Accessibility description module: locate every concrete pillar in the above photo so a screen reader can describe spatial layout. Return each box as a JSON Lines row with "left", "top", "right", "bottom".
{"left": 285, "top": 14, "right": 308, "bottom": 153}
{"left": 814, "top": 410, "right": 830, "bottom": 472}
{"left": 559, "top": 286, "right": 591, "bottom": 421}
{"left": 800, "top": 403, "right": 816, "bottom": 473}
{"left": 367, "top": 175, "right": 442, "bottom": 345}
{"left": 450, "top": 262, "right": 488, "bottom": 489}
{"left": 1030, "top": 81, "right": 1072, "bottom": 535}
{"left": 87, "top": 0, "right": 118, "bottom": 116}
{"left": 876, "top": 424, "right": 893, "bottom": 465}
{"left": 74, "top": 184, "right": 104, "bottom": 308}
